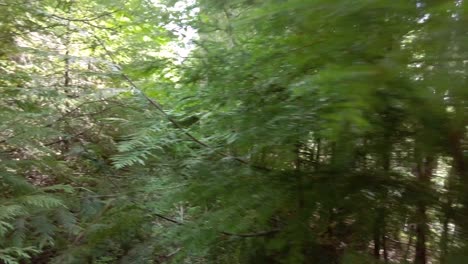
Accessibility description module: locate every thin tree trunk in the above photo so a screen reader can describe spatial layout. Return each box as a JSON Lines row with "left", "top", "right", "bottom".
{"left": 439, "top": 212, "right": 450, "bottom": 264}
{"left": 64, "top": 9, "right": 71, "bottom": 88}
{"left": 373, "top": 229, "right": 381, "bottom": 260}
{"left": 414, "top": 156, "right": 435, "bottom": 264}
{"left": 376, "top": 140, "right": 391, "bottom": 262}
{"left": 449, "top": 130, "right": 468, "bottom": 234}
{"left": 295, "top": 143, "right": 307, "bottom": 260}
{"left": 64, "top": 30, "right": 71, "bottom": 87}
{"left": 414, "top": 203, "right": 427, "bottom": 264}
{"left": 440, "top": 191, "right": 453, "bottom": 264}
{"left": 63, "top": 1, "right": 74, "bottom": 89}
{"left": 314, "top": 137, "right": 321, "bottom": 170}
{"left": 373, "top": 208, "right": 386, "bottom": 261}
{"left": 403, "top": 230, "right": 413, "bottom": 263}
{"left": 382, "top": 228, "right": 389, "bottom": 263}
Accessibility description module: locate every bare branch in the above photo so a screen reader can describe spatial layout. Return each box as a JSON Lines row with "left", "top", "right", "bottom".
{"left": 153, "top": 212, "right": 279, "bottom": 238}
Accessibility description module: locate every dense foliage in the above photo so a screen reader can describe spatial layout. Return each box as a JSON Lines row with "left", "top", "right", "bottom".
{"left": 0, "top": 0, "right": 467, "bottom": 263}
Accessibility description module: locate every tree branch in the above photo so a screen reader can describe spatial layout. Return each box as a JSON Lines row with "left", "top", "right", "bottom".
{"left": 153, "top": 212, "right": 279, "bottom": 238}
{"left": 48, "top": 11, "right": 118, "bottom": 23}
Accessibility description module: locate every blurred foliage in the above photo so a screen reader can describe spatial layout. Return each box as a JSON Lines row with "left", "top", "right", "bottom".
{"left": 0, "top": 0, "right": 467, "bottom": 263}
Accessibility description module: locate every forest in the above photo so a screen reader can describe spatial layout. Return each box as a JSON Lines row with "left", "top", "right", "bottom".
{"left": 0, "top": 0, "right": 467, "bottom": 263}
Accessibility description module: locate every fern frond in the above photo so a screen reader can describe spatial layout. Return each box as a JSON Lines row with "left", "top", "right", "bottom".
{"left": 0, "top": 247, "right": 39, "bottom": 264}
{"left": 0, "top": 205, "right": 25, "bottom": 221}
{"left": 18, "top": 195, "right": 64, "bottom": 209}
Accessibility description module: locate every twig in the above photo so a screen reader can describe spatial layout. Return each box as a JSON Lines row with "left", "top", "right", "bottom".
{"left": 48, "top": 11, "right": 118, "bottom": 23}
{"left": 153, "top": 212, "right": 279, "bottom": 238}
{"left": 166, "top": 247, "right": 182, "bottom": 258}
{"left": 220, "top": 230, "right": 279, "bottom": 238}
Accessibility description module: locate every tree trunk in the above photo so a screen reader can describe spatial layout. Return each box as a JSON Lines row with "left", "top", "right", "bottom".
{"left": 64, "top": 30, "right": 71, "bottom": 88}
{"left": 439, "top": 212, "right": 450, "bottom": 264}
{"left": 373, "top": 228, "right": 381, "bottom": 260}
{"left": 64, "top": 3, "right": 72, "bottom": 88}
{"left": 414, "top": 156, "right": 435, "bottom": 264}
{"left": 440, "top": 189, "right": 453, "bottom": 264}
{"left": 314, "top": 137, "right": 321, "bottom": 170}
{"left": 403, "top": 230, "right": 413, "bottom": 263}
{"left": 373, "top": 208, "right": 385, "bottom": 260}
{"left": 375, "top": 141, "right": 391, "bottom": 262}
{"left": 414, "top": 203, "right": 427, "bottom": 264}
{"left": 449, "top": 130, "right": 468, "bottom": 233}
{"left": 382, "top": 230, "right": 389, "bottom": 263}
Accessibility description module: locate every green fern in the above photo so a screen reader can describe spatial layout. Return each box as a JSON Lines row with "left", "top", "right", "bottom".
{"left": 0, "top": 247, "right": 39, "bottom": 264}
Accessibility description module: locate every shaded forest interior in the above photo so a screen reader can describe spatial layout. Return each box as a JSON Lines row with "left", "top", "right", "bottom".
{"left": 0, "top": 0, "right": 468, "bottom": 263}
